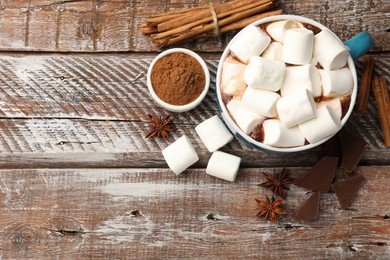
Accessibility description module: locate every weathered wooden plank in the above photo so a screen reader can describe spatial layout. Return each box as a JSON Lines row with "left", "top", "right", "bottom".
{"left": 0, "top": 0, "right": 388, "bottom": 52}
{"left": 0, "top": 53, "right": 388, "bottom": 168}
{"left": 0, "top": 167, "right": 388, "bottom": 259}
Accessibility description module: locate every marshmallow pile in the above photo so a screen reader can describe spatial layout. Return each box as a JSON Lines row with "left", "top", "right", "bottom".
{"left": 221, "top": 20, "right": 354, "bottom": 148}
{"left": 162, "top": 115, "right": 241, "bottom": 182}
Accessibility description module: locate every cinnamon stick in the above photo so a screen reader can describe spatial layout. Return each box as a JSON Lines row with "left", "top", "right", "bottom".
{"left": 356, "top": 54, "right": 375, "bottom": 115}
{"left": 218, "top": 9, "right": 283, "bottom": 33}
{"left": 157, "top": 0, "right": 271, "bottom": 33}
{"left": 372, "top": 76, "right": 390, "bottom": 147}
{"left": 151, "top": 2, "right": 273, "bottom": 48}
{"left": 194, "top": 9, "right": 283, "bottom": 40}
{"left": 146, "top": 7, "right": 206, "bottom": 26}
{"left": 142, "top": 0, "right": 279, "bottom": 48}
{"left": 153, "top": 1, "right": 272, "bottom": 40}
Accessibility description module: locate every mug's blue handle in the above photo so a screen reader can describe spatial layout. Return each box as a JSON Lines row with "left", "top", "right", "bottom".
{"left": 344, "top": 32, "right": 374, "bottom": 60}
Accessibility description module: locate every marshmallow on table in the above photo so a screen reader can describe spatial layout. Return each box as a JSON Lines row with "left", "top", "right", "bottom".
{"left": 262, "top": 42, "right": 283, "bottom": 60}
{"left": 241, "top": 87, "right": 280, "bottom": 118}
{"left": 230, "top": 25, "right": 271, "bottom": 63}
{"left": 162, "top": 135, "right": 199, "bottom": 175}
{"left": 195, "top": 115, "right": 233, "bottom": 153}
{"left": 276, "top": 89, "right": 317, "bottom": 128}
{"left": 227, "top": 98, "right": 264, "bottom": 134}
{"left": 266, "top": 20, "right": 304, "bottom": 43}
{"left": 320, "top": 68, "right": 354, "bottom": 97}
{"left": 263, "top": 119, "right": 306, "bottom": 147}
{"left": 206, "top": 151, "right": 241, "bottom": 182}
{"left": 280, "top": 64, "right": 322, "bottom": 97}
{"left": 316, "top": 97, "right": 342, "bottom": 119}
{"left": 282, "top": 28, "right": 314, "bottom": 65}
{"left": 244, "top": 56, "right": 285, "bottom": 91}
{"left": 221, "top": 56, "right": 247, "bottom": 97}
{"left": 314, "top": 29, "right": 349, "bottom": 70}
{"left": 298, "top": 105, "right": 342, "bottom": 144}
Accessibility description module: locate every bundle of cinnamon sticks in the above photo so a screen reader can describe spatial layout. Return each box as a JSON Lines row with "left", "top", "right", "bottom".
{"left": 355, "top": 55, "right": 390, "bottom": 147}
{"left": 141, "top": 0, "right": 282, "bottom": 48}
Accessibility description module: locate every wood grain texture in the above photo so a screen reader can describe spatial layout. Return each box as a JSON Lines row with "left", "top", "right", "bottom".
{"left": 0, "top": 1, "right": 388, "bottom": 258}
{"left": 0, "top": 53, "right": 388, "bottom": 168}
{"left": 0, "top": 0, "right": 388, "bottom": 52}
{"left": 0, "top": 167, "right": 388, "bottom": 259}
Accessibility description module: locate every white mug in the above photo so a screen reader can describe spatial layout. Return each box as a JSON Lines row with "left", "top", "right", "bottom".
{"left": 216, "top": 15, "right": 373, "bottom": 153}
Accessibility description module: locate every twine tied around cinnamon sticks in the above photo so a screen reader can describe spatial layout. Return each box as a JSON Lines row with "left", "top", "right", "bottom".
{"left": 209, "top": 4, "right": 220, "bottom": 36}
{"left": 141, "top": 0, "right": 282, "bottom": 48}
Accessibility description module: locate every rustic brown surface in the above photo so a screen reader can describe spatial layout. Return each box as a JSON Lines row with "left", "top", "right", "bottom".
{"left": 0, "top": 167, "right": 388, "bottom": 259}
{"left": 0, "top": 0, "right": 388, "bottom": 52}
{"left": 0, "top": 0, "right": 389, "bottom": 259}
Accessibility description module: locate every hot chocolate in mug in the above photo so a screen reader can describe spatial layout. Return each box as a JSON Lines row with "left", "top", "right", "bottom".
{"left": 216, "top": 15, "right": 373, "bottom": 153}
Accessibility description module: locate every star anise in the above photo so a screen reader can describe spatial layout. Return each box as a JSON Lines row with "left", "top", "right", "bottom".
{"left": 145, "top": 114, "right": 175, "bottom": 141}
{"left": 258, "top": 167, "right": 294, "bottom": 198}
{"left": 255, "top": 195, "right": 288, "bottom": 224}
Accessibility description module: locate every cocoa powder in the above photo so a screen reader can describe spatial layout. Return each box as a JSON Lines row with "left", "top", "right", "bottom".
{"left": 151, "top": 52, "right": 205, "bottom": 106}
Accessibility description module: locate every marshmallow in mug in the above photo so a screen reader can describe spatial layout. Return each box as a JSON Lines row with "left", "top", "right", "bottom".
{"left": 206, "top": 151, "right": 241, "bottom": 182}
{"left": 244, "top": 56, "right": 285, "bottom": 91}
{"left": 314, "top": 29, "right": 349, "bottom": 70}
{"left": 276, "top": 89, "right": 317, "bottom": 128}
{"left": 262, "top": 42, "right": 283, "bottom": 60}
{"left": 280, "top": 64, "right": 322, "bottom": 97}
{"left": 195, "top": 115, "right": 233, "bottom": 153}
{"left": 282, "top": 28, "right": 314, "bottom": 65}
{"left": 221, "top": 56, "right": 247, "bottom": 97}
{"left": 298, "top": 105, "right": 341, "bottom": 144}
{"left": 316, "top": 98, "right": 342, "bottom": 119}
{"left": 241, "top": 87, "right": 280, "bottom": 118}
{"left": 230, "top": 24, "right": 271, "bottom": 63}
{"left": 320, "top": 68, "right": 354, "bottom": 97}
{"left": 227, "top": 98, "right": 265, "bottom": 134}
{"left": 162, "top": 135, "right": 199, "bottom": 175}
{"left": 263, "top": 119, "right": 306, "bottom": 147}
{"left": 266, "top": 20, "right": 304, "bottom": 43}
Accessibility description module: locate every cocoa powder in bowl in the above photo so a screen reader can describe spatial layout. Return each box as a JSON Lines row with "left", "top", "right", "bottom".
{"left": 151, "top": 52, "right": 205, "bottom": 106}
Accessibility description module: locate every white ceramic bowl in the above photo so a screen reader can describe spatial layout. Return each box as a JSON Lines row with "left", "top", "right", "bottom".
{"left": 216, "top": 15, "right": 358, "bottom": 153}
{"left": 147, "top": 48, "right": 210, "bottom": 112}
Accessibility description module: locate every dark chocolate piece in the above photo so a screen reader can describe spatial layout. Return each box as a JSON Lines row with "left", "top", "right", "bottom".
{"left": 322, "top": 134, "right": 342, "bottom": 163}
{"left": 294, "top": 157, "right": 338, "bottom": 192}
{"left": 338, "top": 128, "right": 368, "bottom": 172}
{"left": 294, "top": 191, "right": 320, "bottom": 220}
{"left": 331, "top": 174, "right": 366, "bottom": 209}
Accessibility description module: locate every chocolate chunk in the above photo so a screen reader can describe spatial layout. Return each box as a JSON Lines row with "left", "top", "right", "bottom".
{"left": 294, "top": 157, "right": 338, "bottom": 192}
{"left": 331, "top": 174, "right": 366, "bottom": 209}
{"left": 322, "top": 134, "right": 342, "bottom": 162}
{"left": 338, "top": 128, "right": 367, "bottom": 171}
{"left": 294, "top": 191, "right": 320, "bottom": 220}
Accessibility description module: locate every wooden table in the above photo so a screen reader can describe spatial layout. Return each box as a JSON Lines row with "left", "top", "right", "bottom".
{"left": 0, "top": 1, "right": 389, "bottom": 259}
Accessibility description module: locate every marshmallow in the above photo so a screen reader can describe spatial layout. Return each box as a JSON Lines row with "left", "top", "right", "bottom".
{"left": 316, "top": 97, "right": 342, "bottom": 119}
{"left": 162, "top": 135, "right": 199, "bottom": 175}
{"left": 282, "top": 28, "right": 314, "bottom": 65}
{"left": 314, "top": 29, "right": 349, "bottom": 70}
{"left": 276, "top": 89, "right": 317, "bottom": 128}
{"left": 280, "top": 64, "right": 322, "bottom": 97}
{"left": 230, "top": 25, "right": 271, "bottom": 63}
{"left": 263, "top": 119, "right": 306, "bottom": 147}
{"left": 266, "top": 20, "right": 304, "bottom": 43}
{"left": 221, "top": 57, "right": 247, "bottom": 97}
{"left": 206, "top": 151, "right": 241, "bottom": 182}
{"left": 227, "top": 98, "right": 264, "bottom": 134}
{"left": 195, "top": 115, "right": 233, "bottom": 153}
{"left": 244, "top": 56, "right": 285, "bottom": 91}
{"left": 241, "top": 87, "right": 280, "bottom": 117}
{"left": 298, "top": 105, "right": 341, "bottom": 144}
{"left": 320, "top": 68, "right": 354, "bottom": 97}
{"left": 262, "top": 42, "right": 283, "bottom": 60}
